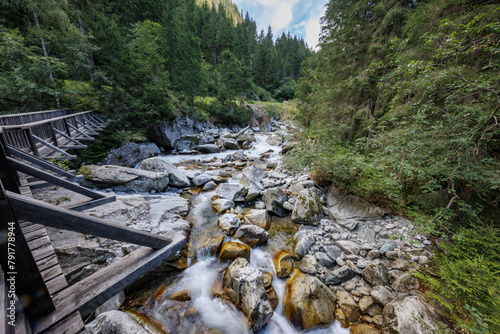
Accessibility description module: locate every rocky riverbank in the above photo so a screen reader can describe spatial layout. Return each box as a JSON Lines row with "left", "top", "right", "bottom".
{"left": 34, "top": 115, "right": 442, "bottom": 333}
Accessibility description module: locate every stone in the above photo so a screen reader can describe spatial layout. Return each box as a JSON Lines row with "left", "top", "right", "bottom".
{"left": 244, "top": 209, "right": 271, "bottom": 230}
{"left": 338, "top": 291, "right": 361, "bottom": 322}
{"left": 382, "top": 296, "right": 440, "bottom": 334}
{"left": 267, "top": 286, "right": 279, "bottom": 311}
{"left": 218, "top": 214, "right": 241, "bottom": 235}
{"left": 359, "top": 296, "right": 375, "bottom": 313}
{"left": 219, "top": 242, "right": 251, "bottom": 262}
{"left": 335, "top": 308, "right": 349, "bottom": 328}
{"left": 392, "top": 273, "right": 418, "bottom": 292}
{"left": 325, "top": 245, "right": 342, "bottom": 260}
{"left": 198, "top": 234, "right": 225, "bottom": 256}
{"left": 139, "top": 157, "right": 190, "bottom": 187}
{"left": 297, "top": 255, "right": 319, "bottom": 275}
{"left": 293, "top": 227, "right": 315, "bottom": 259}
{"left": 326, "top": 185, "right": 387, "bottom": 220}
{"left": 283, "top": 270, "right": 337, "bottom": 330}
{"left": 263, "top": 272, "right": 273, "bottom": 288}
{"left": 372, "top": 314, "right": 383, "bottom": 327}
{"left": 194, "top": 144, "right": 220, "bottom": 153}
{"left": 221, "top": 137, "right": 240, "bottom": 150}
{"left": 82, "top": 165, "right": 169, "bottom": 193}
{"left": 212, "top": 199, "right": 235, "bottom": 213}
{"left": 192, "top": 173, "right": 213, "bottom": 187}
{"left": 147, "top": 116, "right": 198, "bottom": 150}
{"left": 335, "top": 240, "right": 361, "bottom": 255}
{"left": 95, "top": 291, "right": 125, "bottom": 317}
{"left": 370, "top": 285, "right": 395, "bottom": 306}
{"left": 380, "top": 241, "right": 396, "bottom": 255}
{"left": 366, "top": 250, "right": 380, "bottom": 261}
{"left": 215, "top": 183, "right": 247, "bottom": 202}
{"left": 168, "top": 290, "right": 191, "bottom": 302}
{"left": 273, "top": 250, "right": 293, "bottom": 278}
{"left": 234, "top": 225, "right": 269, "bottom": 247}
{"left": 325, "top": 265, "right": 355, "bottom": 285}
{"left": 255, "top": 201, "right": 266, "bottom": 209}
{"left": 362, "top": 260, "right": 389, "bottom": 286}
{"left": 263, "top": 188, "right": 288, "bottom": 216}
{"left": 315, "top": 252, "right": 336, "bottom": 269}
{"left": 357, "top": 258, "right": 369, "bottom": 269}
{"left": 240, "top": 165, "right": 265, "bottom": 201}
{"left": 101, "top": 142, "right": 161, "bottom": 167}
{"left": 86, "top": 310, "right": 149, "bottom": 334}
{"left": 350, "top": 324, "right": 381, "bottom": 334}
{"left": 366, "top": 304, "right": 383, "bottom": 317}
{"left": 266, "top": 134, "right": 283, "bottom": 146}
{"left": 203, "top": 180, "right": 217, "bottom": 191}
{"left": 337, "top": 219, "right": 358, "bottom": 231}
{"left": 391, "top": 259, "right": 411, "bottom": 271}
{"left": 223, "top": 258, "right": 273, "bottom": 330}
{"left": 291, "top": 188, "right": 323, "bottom": 225}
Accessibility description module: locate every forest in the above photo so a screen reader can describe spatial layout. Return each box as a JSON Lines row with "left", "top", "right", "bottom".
{"left": 287, "top": 0, "right": 500, "bottom": 331}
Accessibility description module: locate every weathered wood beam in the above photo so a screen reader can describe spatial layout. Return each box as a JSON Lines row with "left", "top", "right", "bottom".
{"left": 31, "top": 134, "right": 72, "bottom": 158}
{"left": 75, "top": 120, "right": 98, "bottom": 135}
{"left": 65, "top": 195, "right": 117, "bottom": 212}
{"left": 6, "top": 158, "right": 103, "bottom": 200}
{"left": 24, "top": 128, "right": 39, "bottom": 157}
{"left": 67, "top": 123, "right": 93, "bottom": 140}
{"left": 82, "top": 115, "right": 104, "bottom": 130}
{"left": 7, "top": 191, "right": 174, "bottom": 249}
{"left": 87, "top": 114, "right": 105, "bottom": 127}
{"left": 6, "top": 146, "right": 76, "bottom": 179}
{"left": 52, "top": 128, "right": 85, "bottom": 146}
{"left": 32, "top": 234, "right": 185, "bottom": 334}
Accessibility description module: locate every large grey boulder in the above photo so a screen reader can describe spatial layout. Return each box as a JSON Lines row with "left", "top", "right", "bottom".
{"left": 293, "top": 226, "right": 315, "bottom": 259}
{"left": 82, "top": 165, "right": 169, "bottom": 193}
{"left": 244, "top": 209, "right": 270, "bottom": 230}
{"left": 325, "top": 266, "right": 355, "bottom": 285}
{"left": 262, "top": 188, "right": 288, "bottom": 217}
{"left": 140, "top": 157, "right": 190, "bottom": 188}
{"left": 212, "top": 199, "right": 235, "bottom": 213}
{"left": 215, "top": 183, "right": 247, "bottom": 202}
{"left": 382, "top": 296, "right": 440, "bottom": 334}
{"left": 362, "top": 260, "right": 390, "bottom": 286}
{"left": 147, "top": 116, "right": 198, "bottom": 150}
{"left": 283, "top": 269, "right": 337, "bottom": 330}
{"left": 326, "top": 185, "right": 387, "bottom": 219}
{"left": 101, "top": 142, "right": 161, "bottom": 167}
{"left": 192, "top": 172, "right": 213, "bottom": 187}
{"left": 266, "top": 134, "right": 283, "bottom": 146}
{"left": 240, "top": 165, "right": 266, "bottom": 201}
{"left": 223, "top": 258, "right": 273, "bottom": 330}
{"left": 218, "top": 213, "right": 241, "bottom": 235}
{"left": 220, "top": 137, "right": 240, "bottom": 150}
{"left": 86, "top": 310, "right": 149, "bottom": 334}
{"left": 371, "top": 285, "right": 396, "bottom": 306}
{"left": 291, "top": 188, "right": 323, "bottom": 225}
{"left": 195, "top": 144, "right": 220, "bottom": 153}
{"left": 234, "top": 225, "right": 269, "bottom": 247}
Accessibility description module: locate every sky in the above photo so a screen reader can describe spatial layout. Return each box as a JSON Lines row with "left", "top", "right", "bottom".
{"left": 232, "top": 0, "right": 329, "bottom": 50}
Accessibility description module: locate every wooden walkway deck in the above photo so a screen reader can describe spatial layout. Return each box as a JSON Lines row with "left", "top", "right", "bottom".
{"left": 0, "top": 110, "right": 186, "bottom": 333}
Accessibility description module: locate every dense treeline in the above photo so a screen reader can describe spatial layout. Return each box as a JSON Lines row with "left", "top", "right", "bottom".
{"left": 289, "top": 0, "right": 500, "bottom": 331}
{"left": 0, "top": 0, "right": 311, "bottom": 126}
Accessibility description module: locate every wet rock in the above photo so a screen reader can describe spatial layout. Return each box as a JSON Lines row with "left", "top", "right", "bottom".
{"left": 218, "top": 214, "right": 241, "bottom": 235}
{"left": 297, "top": 255, "right": 319, "bottom": 275}
{"left": 244, "top": 209, "right": 271, "bottom": 230}
{"left": 266, "top": 134, "right": 283, "bottom": 146}
{"left": 325, "top": 265, "right": 355, "bottom": 285}
{"left": 86, "top": 310, "right": 149, "bottom": 334}
{"left": 215, "top": 183, "right": 247, "bottom": 202}
{"left": 212, "top": 199, "right": 235, "bottom": 213}
{"left": 370, "top": 285, "right": 395, "bottom": 306}
{"left": 350, "top": 324, "right": 381, "bottom": 334}
{"left": 195, "top": 144, "right": 220, "bottom": 153}
{"left": 240, "top": 165, "right": 266, "bottom": 201}
{"left": 382, "top": 296, "right": 439, "bottom": 334}
{"left": 283, "top": 270, "right": 337, "bottom": 330}
{"left": 273, "top": 250, "right": 293, "bottom": 278}
{"left": 362, "top": 260, "right": 389, "bottom": 286}
{"left": 392, "top": 273, "right": 418, "bottom": 292}
{"left": 102, "top": 142, "right": 161, "bottom": 167}
{"left": 335, "top": 240, "right": 361, "bottom": 255}
{"left": 266, "top": 286, "right": 279, "bottom": 311}
{"left": 291, "top": 188, "right": 323, "bottom": 225}
{"left": 315, "top": 252, "right": 335, "bottom": 269}
{"left": 335, "top": 308, "right": 349, "bottom": 328}
{"left": 234, "top": 225, "right": 269, "bottom": 247}
{"left": 263, "top": 188, "right": 288, "bottom": 216}
{"left": 203, "top": 181, "right": 217, "bottom": 191}
{"left": 169, "top": 290, "right": 191, "bottom": 302}
{"left": 223, "top": 258, "right": 273, "bottom": 330}
{"left": 198, "top": 234, "right": 225, "bottom": 256}
{"left": 192, "top": 172, "right": 213, "bottom": 187}
{"left": 263, "top": 272, "right": 273, "bottom": 288}
{"left": 221, "top": 137, "right": 240, "bottom": 150}
{"left": 82, "top": 165, "right": 170, "bottom": 193}
{"left": 293, "top": 227, "right": 315, "bottom": 259}
{"left": 140, "top": 157, "right": 190, "bottom": 187}
{"left": 219, "top": 242, "right": 251, "bottom": 262}
{"left": 338, "top": 291, "right": 361, "bottom": 322}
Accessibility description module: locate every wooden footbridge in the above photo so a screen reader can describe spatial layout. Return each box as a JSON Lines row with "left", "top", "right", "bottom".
{"left": 0, "top": 110, "right": 186, "bottom": 333}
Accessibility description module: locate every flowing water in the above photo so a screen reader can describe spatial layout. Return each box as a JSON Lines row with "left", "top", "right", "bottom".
{"left": 130, "top": 132, "right": 348, "bottom": 334}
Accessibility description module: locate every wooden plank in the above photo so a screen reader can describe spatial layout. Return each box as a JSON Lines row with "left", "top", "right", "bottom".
{"left": 31, "top": 134, "right": 72, "bottom": 158}
{"left": 27, "top": 235, "right": 51, "bottom": 251}
{"left": 36, "top": 254, "right": 59, "bottom": 272}
{"left": 7, "top": 146, "right": 75, "bottom": 178}
{"left": 32, "top": 234, "right": 186, "bottom": 333}
{"left": 75, "top": 120, "right": 98, "bottom": 136}
{"left": 8, "top": 191, "right": 173, "bottom": 249}
{"left": 65, "top": 195, "right": 116, "bottom": 212}
{"left": 24, "top": 228, "right": 48, "bottom": 242}
{"left": 53, "top": 128, "right": 85, "bottom": 147}
{"left": 41, "top": 265, "right": 64, "bottom": 283}
{"left": 67, "top": 123, "right": 92, "bottom": 140}
{"left": 44, "top": 312, "right": 86, "bottom": 334}
{"left": 0, "top": 111, "right": 92, "bottom": 130}
{"left": 32, "top": 246, "right": 55, "bottom": 262}
{"left": 20, "top": 223, "right": 45, "bottom": 235}
{"left": 45, "top": 273, "right": 68, "bottom": 295}
{"left": 59, "top": 145, "right": 87, "bottom": 150}
{"left": 7, "top": 158, "right": 104, "bottom": 200}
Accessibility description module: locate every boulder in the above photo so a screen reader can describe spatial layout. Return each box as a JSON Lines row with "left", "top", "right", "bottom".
{"left": 219, "top": 242, "right": 251, "bottom": 262}
{"left": 95, "top": 291, "right": 125, "bottom": 317}
{"left": 240, "top": 165, "right": 266, "bottom": 201}
{"left": 281, "top": 141, "right": 296, "bottom": 154}
{"left": 203, "top": 180, "right": 217, "bottom": 191}
{"left": 350, "top": 324, "right": 381, "bottom": 334}
{"left": 223, "top": 258, "right": 273, "bottom": 330}
{"left": 326, "top": 245, "right": 342, "bottom": 260}
{"left": 392, "top": 273, "right": 418, "bottom": 292}
{"left": 198, "top": 234, "right": 225, "bottom": 256}
{"left": 362, "top": 260, "right": 389, "bottom": 286}
{"left": 337, "top": 219, "right": 358, "bottom": 231}
{"left": 195, "top": 144, "right": 221, "bottom": 153}
{"left": 101, "top": 142, "right": 161, "bottom": 167}
{"left": 263, "top": 188, "right": 288, "bottom": 217}
{"left": 315, "top": 252, "right": 336, "bottom": 269}
{"left": 326, "top": 185, "right": 387, "bottom": 219}
{"left": 82, "top": 165, "right": 169, "bottom": 193}
{"left": 370, "top": 285, "right": 395, "bottom": 306}
{"left": 234, "top": 225, "right": 269, "bottom": 247}
{"left": 192, "top": 172, "right": 213, "bottom": 187}
{"left": 218, "top": 214, "right": 241, "bottom": 235}
{"left": 244, "top": 209, "right": 271, "bottom": 230}
{"left": 221, "top": 137, "right": 240, "bottom": 150}
{"left": 212, "top": 199, "right": 235, "bottom": 213}
{"left": 335, "top": 240, "right": 361, "bottom": 255}
{"left": 293, "top": 227, "right": 315, "bottom": 259}
{"left": 215, "top": 183, "right": 247, "bottom": 202}
{"left": 86, "top": 310, "right": 149, "bottom": 334}
{"left": 382, "top": 296, "right": 440, "bottom": 334}
{"left": 267, "top": 286, "right": 279, "bottom": 311}
{"left": 291, "top": 188, "right": 323, "bottom": 225}
{"left": 338, "top": 291, "right": 360, "bottom": 322}
{"left": 325, "top": 265, "right": 355, "bottom": 285}
{"left": 147, "top": 116, "right": 197, "bottom": 150}
{"left": 297, "top": 255, "right": 320, "bottom": 275}
{"left": 266, "top": 134, "right": 283, "bottom": 146}
{"left": 283, "top": 270, "right": 337, "bottom": 330}
{"left": 140, "top": 157, "right": 190, "bottom": 188}
{"left": 273, "top": 250, "right": 293, "bottom": 278}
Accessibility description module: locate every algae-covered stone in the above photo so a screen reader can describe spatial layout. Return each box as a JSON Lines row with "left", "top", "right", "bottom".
{"left": 219, "top": 242, "right": 251, "bottom": 262}
{"left": 291, "top": 188, "right": 323, "bottom": 225}
{"left": 273, "top": 250, "right": 293, "bottom": 278}
{"left": 234, "top": 225, "right": 269, "bottom": 247}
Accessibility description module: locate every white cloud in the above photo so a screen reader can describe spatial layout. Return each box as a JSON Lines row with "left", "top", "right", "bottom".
{"left": 304, "top": 14, "right": 323, "bottom": 50}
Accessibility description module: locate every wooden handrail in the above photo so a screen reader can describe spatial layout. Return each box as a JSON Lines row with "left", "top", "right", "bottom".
{"left": 0, "top": 111, "right": 97, "bottom": 131}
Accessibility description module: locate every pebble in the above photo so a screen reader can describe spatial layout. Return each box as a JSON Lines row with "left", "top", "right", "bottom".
{"left": 373, "top": 226, "right": 382, "bottom": 233}
{"left": 336, "top": 258, "right": 345, "bottom": 266}
{"left": 356, "top": 258, "right": 368, "bottom": 269}
{"left": 385, "top": 223, "right": 395, "bottom": 229}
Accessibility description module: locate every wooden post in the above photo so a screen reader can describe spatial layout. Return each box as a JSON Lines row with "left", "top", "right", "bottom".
{"left": 0, "top": 135, "right": 20, "bottom": 193}
{"left": 24, "top": 128, "right": 39, "bottom": 157}
{"left": 49, "top": 122, "right": 58, "bottom": 147}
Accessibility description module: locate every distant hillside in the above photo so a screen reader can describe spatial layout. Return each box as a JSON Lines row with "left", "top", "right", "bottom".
{"left": 195, "top": 0, "right": 242, "bottom": 24}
